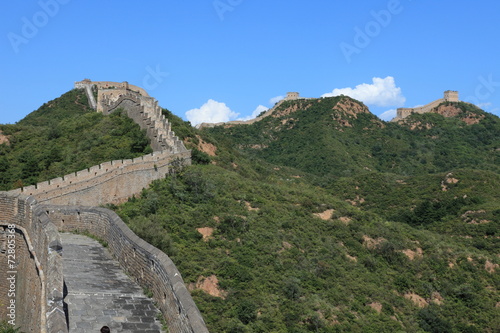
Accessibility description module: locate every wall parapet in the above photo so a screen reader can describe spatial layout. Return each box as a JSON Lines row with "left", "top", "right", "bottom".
{"left": 11, "top": 150, "right": 191, "bottom": 207}
{"left": 42, "top": 205, "right": 208, "bottom": 333}
{"left": 0, "top": 192, "right": 67, "bottom": 333}
{"left": 75, "top": 79, "right": 186, "bottom": 153}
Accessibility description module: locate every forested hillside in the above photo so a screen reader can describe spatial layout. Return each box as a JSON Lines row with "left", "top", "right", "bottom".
{"left": 118, "top": 97, "right": 499, "bottom": 332}
{"left": 1, "top": 92, "right": 498, "bottom": 332}
{"left": 0, "top": 89, "right": 152, "bottom": 190}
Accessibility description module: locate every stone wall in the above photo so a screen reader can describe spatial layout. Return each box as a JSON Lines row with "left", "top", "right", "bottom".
{"left": 75, "top": 79, "right": 186, "bottom": 154}
{"left": 0, "top": 193, "right": 67, "bottom": 333}
{"left": 1, "top": 80, "right": 206, "bottom": 332}
{"left": 395, "top": 98, "right": 446, "bottom": 120}
{"left": 102, "top": 93, "right": 186, "bottom": 153}
{"left": 11, "top": 150, "right": 191, "bottom": 207}
{"left": 394, "top": 91, "right": 460, "bottom": 121}
{"left": 0, "top": 193, "right": 209, "bottom": 332}
{"left": 42, "top": 205, "right": 208, "bottom": 333}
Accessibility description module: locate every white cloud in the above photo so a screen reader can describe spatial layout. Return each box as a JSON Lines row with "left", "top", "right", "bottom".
{"left": 378, "top": 109, "right": 397, "bottom": 121}
{"left": 185, "top": 99, "right": 239, "bottom": 126}
{"left": 270, "top": 95, "right": 284, "bottom": 105}
{"left": 238, "top": 105, "right": 269, "bottom": 121}
{"left": 322, "top": 76, "right": 405, "bottom": 107}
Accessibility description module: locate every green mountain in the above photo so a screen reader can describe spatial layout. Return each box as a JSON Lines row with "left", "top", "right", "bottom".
{"left": 2, "top": 92, "right": 499, "bottom": 332}
{"left": 207, "top": 97, "right": 499, "bottom": 178}
{"left": 0, "top": 89, "right": 152, "bottom": 190}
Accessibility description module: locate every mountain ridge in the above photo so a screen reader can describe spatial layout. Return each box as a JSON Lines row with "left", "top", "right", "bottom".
{"left": 1, "top": 86, "right": 499, "bottom": 332}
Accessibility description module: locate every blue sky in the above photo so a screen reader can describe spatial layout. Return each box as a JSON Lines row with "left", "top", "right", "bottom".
{"left": 1, "top": 0, "right": 500, "bottom": 125}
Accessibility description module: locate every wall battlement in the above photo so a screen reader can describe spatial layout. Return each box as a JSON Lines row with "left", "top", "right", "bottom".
{"left": 75, "top": 79, "right": 185, "bottom": 153}
{"left": 393, "top": 90, "right": 459, "bottom": 121}
{"left": 12, "top": 150, "right": 190, "bottom": 207}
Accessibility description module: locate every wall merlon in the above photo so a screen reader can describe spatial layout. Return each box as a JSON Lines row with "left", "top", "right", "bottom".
{"left": 12, "top": 148, "right": 190, "bottom": 206}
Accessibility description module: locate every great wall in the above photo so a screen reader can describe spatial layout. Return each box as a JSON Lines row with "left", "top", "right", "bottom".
{"left": 0, "top": 80, "right": 209, "bottom": 332}
{"left": 392, "top": 90, "right": 460, "bottom": 121}
{"left": 0, "top": 82, "right": 465, "bottom": 332}
{"left": 198, "top": 90, "right": 462, "bottom": 128}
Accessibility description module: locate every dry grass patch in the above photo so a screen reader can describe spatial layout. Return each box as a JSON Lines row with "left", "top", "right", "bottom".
{"left": 313, "top": 209, "right": 335, "bottom": 220}
{"left": 362, "top": 235, "right": 386, "bottom": 250}
{"left": 0, "top": 131, "right": 10, "bottom": 145}
{"left": 190, "top": 275, "right": 227, "bottom": 299}
{"left": 244, "top": 201, "right": 259, "bottom": 211}
{"left": 338, "top": 216, "right": 352, "bottom": 225}
{"left": 401, "top": 248, "right": 423, "bottom": 260}
{"left": 197, "top": 227, "right": 214, "bottom": 242}
{"left": 430, "top": 292, "right": 444, "bottom": 305}
{"left": 485, "top": 260, "right": 499, "bottom": 273}
{"left": 404, "top": 293, "right": 427, "bottom": 308}
{"left": 367, "top": 302, "right": 382, "bottom": 313}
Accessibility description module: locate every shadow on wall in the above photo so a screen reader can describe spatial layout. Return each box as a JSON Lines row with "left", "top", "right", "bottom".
{"left": 43, "top": 204, "right": 208, "bottom": 333}
{"left": 0, "top": 192, "right": 209, "bottom": 333}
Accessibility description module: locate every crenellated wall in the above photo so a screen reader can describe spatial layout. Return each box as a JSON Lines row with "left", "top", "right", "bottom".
{"left": 11, "top": 150, "right": 191, "bottom": 207}
{"left": 101, "top": 92, "right": 186, "bottom": 153}
{"left": 75, "top": 79, "right": 186, "bottom": 153}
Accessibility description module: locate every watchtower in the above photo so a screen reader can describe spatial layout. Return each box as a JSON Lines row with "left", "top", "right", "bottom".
{"left": 444, "top": 90, "right": 459, "bottom": 102}
{"left": 285, "top": 92, "right": 300, "bottom": 100}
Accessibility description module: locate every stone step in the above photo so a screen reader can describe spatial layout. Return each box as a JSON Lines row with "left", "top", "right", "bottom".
{"left": 61, "top": 233, "right": 165, "bottom": 333}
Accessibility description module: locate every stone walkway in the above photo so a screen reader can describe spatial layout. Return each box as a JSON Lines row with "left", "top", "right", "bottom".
{"left": 60, "top": 233, "right": 165, "bottom": 333}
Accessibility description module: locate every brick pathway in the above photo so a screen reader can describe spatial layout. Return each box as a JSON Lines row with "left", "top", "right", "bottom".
{"left": 60, "top": 233, "right": 165, "bottom": 333}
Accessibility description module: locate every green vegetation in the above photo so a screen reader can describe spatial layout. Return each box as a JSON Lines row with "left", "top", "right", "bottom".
{"left": 0, "top": 321, "right": 23, "bottom": 333}
{"left": 207, "top": 98, "right": 500, "bottom": 178}
{"left": 116, "top": 163, "right": 498, "bottom": 332}
{"left": 0, "top": 89, "right": 152, "bottom": 190}
{"left": 2, "top": 93, "right": 499, "bottom": 332}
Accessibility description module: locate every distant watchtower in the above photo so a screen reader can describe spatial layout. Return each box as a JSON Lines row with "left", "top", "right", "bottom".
{"left": 285, "top": 92, "right": 300, "bottom": 100}
{"left": 444, "top": 90, "right": 459, "bottom": 102}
